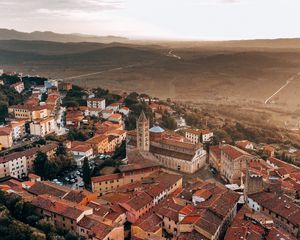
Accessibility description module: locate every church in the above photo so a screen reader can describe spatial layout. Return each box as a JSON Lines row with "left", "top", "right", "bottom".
{"left": 126, "top": 111, "right": 207, "bottom": 174}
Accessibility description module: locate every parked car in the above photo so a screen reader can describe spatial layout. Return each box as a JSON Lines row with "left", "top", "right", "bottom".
{"left": 78, "top": 182, "right": 84, "bottom": 187}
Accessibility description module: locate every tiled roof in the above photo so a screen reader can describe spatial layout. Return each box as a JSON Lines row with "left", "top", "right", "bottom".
{"left": 133, "top": 213, "right": 162, "bottom": 233}
{"left": 122, "top": 192, "right": 153, "bottom": 211}
{"left": 0, "top": 147, "right": 38, "bottom": 164}
{"left": 0, "top": 127, "right": 11, "bottom": 136}
{"left": 31, "top": 194, "right": 91, "bottom": 220}
{"left": 150, "top": 145, "right": 195, "bottom": 161}
{"left": 28, "top": 181, "right": 69, "bottom": 197}
{"left": 249, "top": 191, "right": 300, "bottom": 226}
{"left": 118, "top": 161, "right": 159, "bottom": 172}
{"left": 221, "top": 144, "right": 249, "bottom": 160}
{"left": 178, "top": 230, "right": 209, "bottom": 240}
{"left": 267, "top": 157, "right": 300, "bottom": 174}
{"left": 193, "top": 189, "right": 212, "bottom": 200}
{"left": 209, "top": 145, "right": 221, "bottom": 159}
{"left": 90, "top": 221, "right": 113, "bottom": 240}
{"left": 185, "top": 128, "right": 212, "bottom": 135}
{"left": 91, "top": 173, "right": 122, "bottom": 183}
{"left": 63, "top": 189, "right": 95, "bottom": 204}
{"left": 86, "top": 135, "right": 108, "bottom": 144}
{"left": 71, "top": 144, "right": 92, "bottom": 153}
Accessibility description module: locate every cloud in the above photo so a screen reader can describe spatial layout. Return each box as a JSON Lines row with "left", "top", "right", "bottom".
{"left": 0, "top": 0, "right": 122, "bottom": 17}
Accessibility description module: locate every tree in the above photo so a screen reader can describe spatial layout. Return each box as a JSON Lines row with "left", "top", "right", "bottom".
{"left": 65, "top": 231, "right": 79, "bottom": 240}
{"left": 82, "top": 157, "right": 91, "bottom": 188}
{"left": 161, "top": 113, "right": 177, "bottom": 130}
{"left": 113, "top": 141, "right": 126, "bottom": 160}
{"left": 33, "top": 151, "right": 49, "bottom": 180}
{"left": 55, "top": 142, "right": 67, "bottom": 156}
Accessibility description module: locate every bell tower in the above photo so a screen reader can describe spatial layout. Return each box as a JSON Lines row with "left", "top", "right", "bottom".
{"left": 137, "top": 111, "right": 150, "bottom": 151}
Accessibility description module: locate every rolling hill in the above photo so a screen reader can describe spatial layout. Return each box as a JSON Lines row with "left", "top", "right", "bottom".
{"left": 1, "top": 38, "right": 300, "bottom": 110}
{"left": 0, "top": 28, "right": 129, "bottom": 43}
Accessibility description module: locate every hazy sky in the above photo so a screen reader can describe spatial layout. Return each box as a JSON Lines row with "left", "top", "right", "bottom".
{"left": 0, "top": 0, "right": 300, "bottom": 40}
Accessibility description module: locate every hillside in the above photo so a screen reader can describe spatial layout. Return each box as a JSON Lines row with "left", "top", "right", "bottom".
{"left": 1, "top": 39, "right": 300, "bottom": 110}
{"left": 0, "top": 28, "right": 129, "bottom": 43}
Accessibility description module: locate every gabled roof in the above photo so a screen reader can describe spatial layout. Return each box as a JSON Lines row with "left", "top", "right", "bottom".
{"left": 31, "top": 194, "right": 91, "bottom": 220}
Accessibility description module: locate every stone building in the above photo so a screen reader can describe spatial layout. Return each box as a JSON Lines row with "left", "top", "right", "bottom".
{"left": 220, "top": 144, "right": 253, "bottom": 184}
{"left": 126, "top": 112, "right": 207, "bottom": 174}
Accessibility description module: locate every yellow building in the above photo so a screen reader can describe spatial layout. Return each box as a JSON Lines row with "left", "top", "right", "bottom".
{"left": 9, "top": 105, "right": 49, "bottom": 120}
{"left": 86, "top": 135, "right": 109, "bottom": 154}
{"left": 0, "top": 127, "right": 13, "bottom": 149}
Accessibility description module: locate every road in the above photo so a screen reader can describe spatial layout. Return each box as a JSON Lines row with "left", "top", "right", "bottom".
{"left": 167, "top": 50, "right": 182, "bottom": 60}
{"left": 264, "top": 71, "right": 300, "bottom": 104}
{"left": 57, "top": 64, "right": 138, "bottom": 81}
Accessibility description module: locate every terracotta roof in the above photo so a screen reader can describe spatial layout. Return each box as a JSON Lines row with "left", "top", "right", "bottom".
{"left": 160, "top": 138, "right": 203, "bottom": 151}
{"left": 31, "top": 194, "right": 91, "bottom": 220}
{"left": 178, "top": 231, "right": 209, "bottom": 240}
{"left": 0, "top": 127, "right": 11, "bottom": 136}
{"left": 150, "top": 145, "right": 195, "bottom": 161}
{"left": 91, "top": 173, "right": 122, "bottom": 183}
{"left": 193, "top": 189, "right": 212, "bottom": 200}
{"left": 209, "top": 145, "right": 221, "bottom": 159}
{"left": 0, "top": 147, "right": 38, "bottom": 164}
{"left": 28, "top": 173, "right": 40, "bottom": 179}
{"left": 28, "top": 181, "right": 69, "bottom": 197}
{"left": 108, "top": 113, "right": 122, "bottom": 120}
{"left": 249, "top": 191, "right": 300, "bottom": 226}
{"left": 90, "top": 221, "right": 113, "bottom": 240}
{"left": 221, "top": 144, "right": 249, "bottom": 160}
{"left": 224, "top": 206, "right": 266, "bottom": 240}
{"left": 119, "top": 162, "right": 159, "bottom": 172}
{"left": 185, "top": 128, "right": 212, "bottom": 135}
{"left": 88, "top": 98, "right": 105, "bottom": 102}
{"left": 86, "top": 135, "right": 108, "bottom": 144}
{"left": 120, "top": 192, "right": 153, "bottom": 212}
{"left": 71, "top": 144, "right": 92, "bottom": 153}
{"left": 133, "top": 213, "right": 162, "bottom": 233}
{"left": 40, "top": 143, "right": 58, "bottom": 153}
{"left": 236, "top": 140, "right": 253, "bottom": 148}
{"left": 63, "top": 189, "right": 95, "bottom": 204}
{"left": 267, "top": 157, "right": 300, "bottom": 174}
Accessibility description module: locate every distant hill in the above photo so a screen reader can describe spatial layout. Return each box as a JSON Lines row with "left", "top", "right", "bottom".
{"left": 0, "top": 28, "right": 129, "bottom": 43}
{"left": 1, "top": 38, "right": 300, "bottom": 109}
{"left": 164, "top": 38, "right": 300, "bottom": 50}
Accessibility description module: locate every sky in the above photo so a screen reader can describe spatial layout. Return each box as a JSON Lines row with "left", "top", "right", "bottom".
{"left": 0, "top": 0, "right": 300, "bottom": 40}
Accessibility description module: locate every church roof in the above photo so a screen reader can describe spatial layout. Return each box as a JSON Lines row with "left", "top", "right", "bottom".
{"left": 149, "top": 126, "right": 165, "bottom": 133}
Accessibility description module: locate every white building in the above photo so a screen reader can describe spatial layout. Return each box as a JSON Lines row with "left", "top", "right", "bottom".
{"left": 10, "top": 120, "right": 26, "bottom": 141}
{"left": 85, "top": 108, "right": 102, "bottom": 118}
{"left": 44, "top": 79, "right": 58, "bottom": 89}
{"left": 0, "top": 148, "right": 37, "bottom": 179}
{"left": 10, "top": 82, "right": 24, "bottom": 93}
{"left": 106, "top": 103, "right": 120, "bottom": 112}
{"left": 87, "top": 98, "right": 105, "bottom": 110}
{"left": 101, "top": 109, "right": 114, "bottom": 119}
{"left": 185, "top": 128, "right": 213, "bottom": 144}
{"left": 118, "top": 107, "right": 130, "bottom": 116}
{"left": 71, "top": 144, "right": 94, "bottom": 167}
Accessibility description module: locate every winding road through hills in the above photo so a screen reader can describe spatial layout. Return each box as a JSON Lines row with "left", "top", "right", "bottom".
{"left": 55, "top": 64, "right": 138, "bottom": 81}
{"left": 264, "top": 71, "right": 300, "bottom": 104}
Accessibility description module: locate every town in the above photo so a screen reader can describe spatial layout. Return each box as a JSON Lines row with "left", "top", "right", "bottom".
{"left": 0, "top": 69, "right": 299, "bottom": 240}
